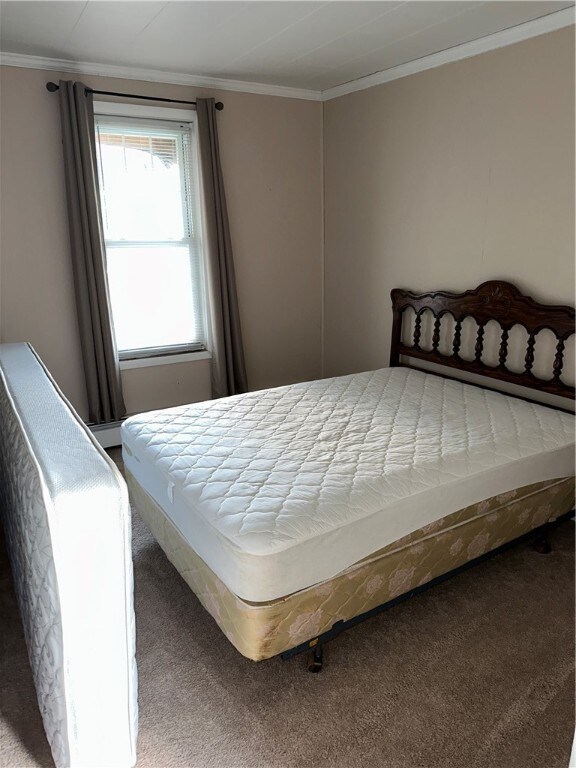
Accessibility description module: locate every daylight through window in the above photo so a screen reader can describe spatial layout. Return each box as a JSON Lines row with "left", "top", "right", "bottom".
{"left": 94, "top": 114, "right": 207, "bottom": 358}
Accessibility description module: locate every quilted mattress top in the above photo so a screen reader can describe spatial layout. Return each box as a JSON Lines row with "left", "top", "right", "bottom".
{"left": 123, "top": 367, "right": 575, "bottom": 601}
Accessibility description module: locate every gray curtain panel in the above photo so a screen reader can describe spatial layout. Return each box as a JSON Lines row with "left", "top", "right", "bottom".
{"left": 58, "top": 80, "right": 126, "bottom": 424}
{"left": 196, "top": 98, "right": 248, "bottom": 398}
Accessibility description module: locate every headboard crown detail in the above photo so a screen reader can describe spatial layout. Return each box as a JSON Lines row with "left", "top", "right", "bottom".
{"left": 390, "top": 280, "right": 575, "bottom": 400}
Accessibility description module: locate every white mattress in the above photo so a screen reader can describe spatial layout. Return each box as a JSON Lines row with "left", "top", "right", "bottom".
{"left": 122, "top": 367, "right": 575, "bottom": 602}
{"left": 0, "top": 343, "right": 137, "bottom": 768}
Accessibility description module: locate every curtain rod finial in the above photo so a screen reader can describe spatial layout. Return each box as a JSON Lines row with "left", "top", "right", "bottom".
{"left": 215, "top": 101, "right": 224, "bottom": 111}
{"left": 46, "top": 81, "right": 59, "bottom": 92}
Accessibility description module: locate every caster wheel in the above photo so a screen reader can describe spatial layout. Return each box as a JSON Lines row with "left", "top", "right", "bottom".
{"left": 532, "top": 536, "right": 551, "bottom": 554}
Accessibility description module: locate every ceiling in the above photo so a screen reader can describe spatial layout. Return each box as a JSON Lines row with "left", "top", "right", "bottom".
{"left": 0, "top": 1, "right": 574, "bottom": 94}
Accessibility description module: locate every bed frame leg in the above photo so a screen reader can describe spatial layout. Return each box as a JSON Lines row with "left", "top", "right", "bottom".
{"left": 532, "top": 522, "right": 552, "bottom": 554}
{"left": 307, "top": 644, "right": 323, "bottom": 673}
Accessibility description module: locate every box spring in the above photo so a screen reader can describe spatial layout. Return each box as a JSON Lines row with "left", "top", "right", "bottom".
{"left": 126, "top": 470, "right": 573, "bottom": 661}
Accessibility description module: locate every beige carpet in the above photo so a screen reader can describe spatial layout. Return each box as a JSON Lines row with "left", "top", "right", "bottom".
{"left": 1, "top": 448, "right": 574, "bottom": 768}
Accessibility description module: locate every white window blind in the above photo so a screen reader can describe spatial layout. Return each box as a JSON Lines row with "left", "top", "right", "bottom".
{"left": 94, "top": 114, "right": 207, "bottom": 358}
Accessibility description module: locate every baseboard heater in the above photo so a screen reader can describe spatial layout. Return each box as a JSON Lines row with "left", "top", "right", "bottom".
{"left": 91, "top": 419, "right": 124, "bottom": 448}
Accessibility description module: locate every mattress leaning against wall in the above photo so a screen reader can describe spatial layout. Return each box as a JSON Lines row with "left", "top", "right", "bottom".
{"left": 0, "top": 343, "right": 137, "bottom": 768}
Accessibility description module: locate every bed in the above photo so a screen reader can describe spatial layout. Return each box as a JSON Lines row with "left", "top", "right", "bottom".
{"left": 122, "top": 280, "right": 575, "bottom": 670}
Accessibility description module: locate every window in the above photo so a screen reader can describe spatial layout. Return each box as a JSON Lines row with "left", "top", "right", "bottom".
{"left": 94, "top": 109, "right": 207, "bottom": 359}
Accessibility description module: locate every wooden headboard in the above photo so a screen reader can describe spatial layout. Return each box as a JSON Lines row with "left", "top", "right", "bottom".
{"left": 390, "top": 280, "right": 575, "bottom": 401}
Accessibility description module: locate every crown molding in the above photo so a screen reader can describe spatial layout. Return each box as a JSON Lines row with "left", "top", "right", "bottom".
{"left": 1, "top": 7, "right": 573, "bottom": 104}
{"left": 321, "top": 7, "right": 575, "bottom": 101}
{"left": 0, "top": 51, "right": 321, "bottom": 102}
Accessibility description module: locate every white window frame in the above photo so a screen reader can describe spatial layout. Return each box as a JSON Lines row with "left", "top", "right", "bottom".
{"left": 93, "top": 101, "right": 211, "bottom": 364}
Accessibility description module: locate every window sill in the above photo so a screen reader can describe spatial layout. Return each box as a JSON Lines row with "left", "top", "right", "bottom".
{"left": 119, "top": 350, "right": 212, "bottom": 370}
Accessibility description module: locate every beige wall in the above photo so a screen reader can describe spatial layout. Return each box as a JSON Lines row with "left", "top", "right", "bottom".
{"left": 120, "top": 358, "right": 211, "bottom": 415}
{"left": 0, "top": 66, "right": 322, "bottom": 419}
{"left": 323, "top": 28, "right": 575, "bottom": 378}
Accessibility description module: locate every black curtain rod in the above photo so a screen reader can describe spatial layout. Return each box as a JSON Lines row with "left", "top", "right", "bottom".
{"left": 46, "top": 81, "right": 224, "bottom": 110}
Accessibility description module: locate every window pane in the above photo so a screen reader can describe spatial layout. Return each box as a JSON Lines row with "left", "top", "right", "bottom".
{"left": 96, "top": 126, "right": 187, "bottom": 241}
{"left": 106, "top": 245, "right": 202, "bottom": 352}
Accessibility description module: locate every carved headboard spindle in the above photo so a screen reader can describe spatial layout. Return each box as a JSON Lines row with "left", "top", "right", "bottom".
{"left": 474, "top": 324, "right": 485, "bottom": 363}
{"left": 553, "top": 339, "right": 566, "bottom": 382}
{"left": 432, "top": 316, "right": 441, "bottom": 353}
{"left": 413, "top": 312, "right": 423, "bottom": 351}
{"left": 498, "top": 328, "right": 509, "bottom": 368}
{"left": 524, "top": 332, "right": 537, "bottom": 375}
{"left": 452, "top": 319, "right": 463, "bottom": 359}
